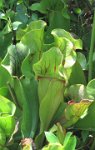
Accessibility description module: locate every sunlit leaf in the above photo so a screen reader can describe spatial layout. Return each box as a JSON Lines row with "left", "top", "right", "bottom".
{"left": 52, "top": 29, "right": 82, "bottom": 50}
{"left": 86, "top": 79, "right": 95, "bottom": 99}
{"left": 33, "top": 47, "right": 65, "bottom": 132}
{"left": 64, "top": 100, "right": 92, "bottom": 127}
{"left": 75, "top": 101, "right": 95, "bottom": 130}
{"left": 45, "top": 132, "right": 59, "bottom": 143}
{"left": 0, "top": 65, "right": 11, "bottom": 88}
{"left": 0, "top": 95, "right": 16, "bottom": 136}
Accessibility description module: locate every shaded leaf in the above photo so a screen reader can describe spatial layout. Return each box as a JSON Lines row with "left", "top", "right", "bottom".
{"left": 66, "top": 62, "right": 86, "bottom": 85}
{"left": 77, "top": 52, "right": 87, "bottom": 70}
{"left": 67, "top": 84, "right": 89, "bottom": 102}
{"left": 0, "top": 128, "right": 6, "bottom": 146}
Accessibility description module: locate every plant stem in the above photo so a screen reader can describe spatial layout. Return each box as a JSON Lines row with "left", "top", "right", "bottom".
{"left": 88, "top": 9, "right": 95, "bottom": 81}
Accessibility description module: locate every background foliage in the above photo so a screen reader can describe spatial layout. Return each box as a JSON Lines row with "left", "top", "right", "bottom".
{"left": 0, "top": 0, "right": 95, "bottom": 150}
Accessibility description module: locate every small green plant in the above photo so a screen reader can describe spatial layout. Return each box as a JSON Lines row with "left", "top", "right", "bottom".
{"left": 43, "top": 124, "right": 77, "bottom": 150}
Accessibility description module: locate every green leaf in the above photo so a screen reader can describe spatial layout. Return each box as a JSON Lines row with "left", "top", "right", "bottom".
{"left": 28, "top": 20, "right": 46, "bottom": 30}
{"left": 67, "top": 84, "right": 89, "bottom": 102}
{"left": 45, "top": 132, "right": 59, "bottom": 143}
{"left": 52, "top": 29, "right": 83, "bottom": 69}
{"left": 64, "top": 51, "right": 76, "bottom": 68}
{"left": 16, "top": 28, "right": 26, "bottom": 41}
{"left": 0, "top": 33, "right": 12, "bottom": 58}
{"left": 21, "top": 23, "right": 47, "bottom": 77}
{"left": 53, "top": 36, "right": 73, "bottom": 56}
{"left": 0, "top": 115, "right": 15, "bottom": 137}
{"left": 17, "top": 20, "right": 46, "bottom": 41}
{"left": 33, "top": 47, "right": 65, "bottom": 132}
{"left": 0, "top": 87, "right": 8, "bottom": 97}
{"left": 77, "top": 52, "right": 87, "bottom": 70}
{"left": 42, "top": 143, "right": 64, "bottom": 150}
{"left": 52, "top": 102, "right": 67, "bottom": 123}
{"left": 7, "top": 43, "right": 27, "bottom": 76}
{"left": 81, "top": 130, "right": 89, "bottom": 143}
{"left": 56, "top": 123, "right": 66, "bottom": 145}
{"left": 12, "top": 21, "right": 22, "bottom": 30}
{"left": 66, "top": 62, "right": 86, "bottom": 85}
{"left": 30, "top": 13, "right": 38, "bottom": 21}
{"left": 0, "top": 12, "right": 7, "bottom": 20}
{"left": 43, "top": 131, "right": 76, "bottom": 150}
{"left": 30, "top": 0, "right": 52, "bottom": 14}
{"left": 62, "top": 5, "right": 70, "bottom": 19}
{"left": 82, "top": 31, "right": 91, "bottom": 50}
{"left": 12, "top": 77, "right": 24, "bottom": 107}
{"left": 0, "top": 95, "right": 16, "bottom": 115}
{"left": 15, "top": 3, "right": 28, "bottom": 24}
{"left": 0, "top": 65, "right": 11, "bottom": 88}
{"left": 0, "top": 0, "right": 4, "bottom": 8}
{"left": 0, "top": 95, "right": 16, "bottom": 136}
{"left": 21, "top": 53, "right": 34, "bottom": 78}
{"left": 22, "top": 145, "right": 32, "bottom": 150}
{"left": 49, "top": 11, "right": 70, "bottom": 31}
{"left": 64, "top": 135, "right": 77, "bottom": 150}
{"left": 30, "top": 3, "right": 48, "bottom": 14}
{"left": 12, "top": 77, "right": 39, "bottom": 138}
{"left": 39, "top": 79, "right": 65, "bottom": 131}
{"left": 0, "top": 128, "right": 6, "bottom": 146}
{"left": 64, "top": 100, "right": 92, "bottom": 127}
{"left": 43, "top": 43, "right": 55, "bottom": 52}
{"left": 33, "top": 47, "right": 64, "bottom": 80}
{"left": 63, "top": 132, "right": 72, "bottom": 147}
{"left": 52, "top": 29, "right": 82, "bottom": 50}
{"left": 2, "top": 23, "right": 12, "bottom": 35}
{"left": 86, "top": 79, "right": 95, "bottom": 99}
{"left": 21, "top": 77, "right": 39, "bottom": 138}
{"left": 75, "top": 101, "right": 95, "bottom": 130}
